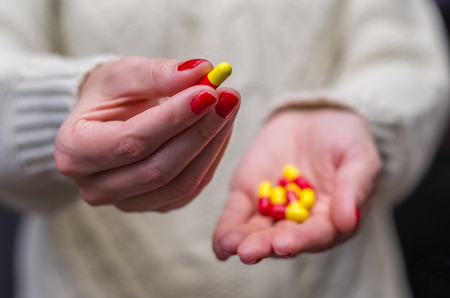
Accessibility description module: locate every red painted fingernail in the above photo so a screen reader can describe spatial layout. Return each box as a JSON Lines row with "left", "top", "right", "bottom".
{"left": 242, "top": 259, "right": 262, "bottom": 265}
{"left": 177, "top": 59, "right": 208, "bottom": 71}
{"left": 274, "top": 250, "right": 293, "bottom": 257}
{"left": 275, "top": 252, "right": 293, "bottom": 257}
{"left": 191, "top": 91, "right": 217, "bottom": 115}
{"left": 221, "top": 250, "right": 236, "bottom": 257}
{"left": 355, "top": 207, "right": 360, "bottom": 227}
{"left": 215, "top": 92, "right": 239, "bottom": 119}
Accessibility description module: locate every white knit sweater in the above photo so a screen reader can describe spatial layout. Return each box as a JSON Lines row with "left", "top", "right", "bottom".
{"left": 0, "top": 0, "right": 449, "bottom": 297}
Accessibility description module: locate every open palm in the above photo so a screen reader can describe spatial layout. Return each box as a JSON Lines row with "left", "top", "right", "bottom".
{"left": 213, "top": 109, "right": 381, "bottom": 264}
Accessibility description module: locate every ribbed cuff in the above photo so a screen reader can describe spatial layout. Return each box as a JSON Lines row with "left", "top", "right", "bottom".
{"left": 14, "top": 56, "right": 116, "bottom": 176}
{"left": 0, "top": 55, "right": 117, "bottom": 212}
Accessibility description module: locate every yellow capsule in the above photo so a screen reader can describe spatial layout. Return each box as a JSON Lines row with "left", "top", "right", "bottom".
{"left": 283, "top": 164, "right": 301, "bottom": 182}
{"left": 258, "top": 181, "right": 272, "bottom": 198}
{"left": 285, "top": 201, "right": 309, "bottom": 222}
{"left": 301, "top": 188, "right": 315, "bottom": 209}
{"left": 285, "top": 183, "right": 302, "bottom": 198}
{"left": 270, "top": 186, "right": 287, "bottom": 205}
{"left": 208, "top": 62, "right": 232, "bottom": 86}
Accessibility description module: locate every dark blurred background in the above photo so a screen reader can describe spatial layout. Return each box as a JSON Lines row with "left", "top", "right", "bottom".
{"left": 1, "top": 2, "right": 450, "bottom": 298}
{"left": 393, "top": 1, "right": 450, "bottom": 297}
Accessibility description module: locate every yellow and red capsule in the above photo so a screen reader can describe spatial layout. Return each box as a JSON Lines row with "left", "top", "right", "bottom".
{"left": 285, "top": 201, "right": 309, "bottom": 222}
{"left": 258, "top": 181, "right": 272, "bottom": 216}
{"left": 257, "top": 165, "right": 315, "bottom": 223}
{"left": 285, "top": 183, "right": 302, "bottom": 204}
{"left": 270, "top": 201, "right": 309, "bottom": 223}
{"left": 199, "top": 62, "right": 232, "bottom": 89}
{"left": 283, "top": 164, "right": 314, "bottom": 190}
{"left": 301, "top": 188, "right": 315, "bottom": 209}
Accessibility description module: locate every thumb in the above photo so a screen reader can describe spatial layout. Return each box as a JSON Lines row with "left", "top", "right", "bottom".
{"left": 330, "top": 150, "right": 381, "bottom": 233}
{"left": 81, "top": 57, "right": 214, "bottom": 102}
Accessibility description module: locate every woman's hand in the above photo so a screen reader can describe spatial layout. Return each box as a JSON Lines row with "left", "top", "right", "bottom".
{"left": 213, "top": 109, "right": 381, "bottom": 264}
{"left": 55, "top": 57, "right": 240, "bottom": 212}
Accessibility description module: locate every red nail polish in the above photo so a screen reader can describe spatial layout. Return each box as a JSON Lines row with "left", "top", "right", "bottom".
{"left": 177, "top": 59, "right": 208, "bottom": 71}
{"left": 355, "top": 207, "right": 360, "bottom": 227}
{"left": 215, "top": 92, "right": 239, "bottom": 119}
{"left": 242, "top": 259, "right": 262, "bottom": 265}
{"left": 274, "top": 250, "right": 293, "bottom": 257}
{"left": 191, "top": 91, "right": 216, "bottom": 115}
{"left": 221, "top": 250, "right": 236, "bottom": 257}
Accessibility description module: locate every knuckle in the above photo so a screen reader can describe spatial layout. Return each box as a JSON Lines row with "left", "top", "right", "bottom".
{"left": 79, "top": 188, "right": 109, "bottom": 206}
{"left": 141, "top": 59, "right": 169, "bottom": 97}
{"left": 55, "top": 131, "right": 83, "bottom": 177}
{"left": 192, "top": 124, "right": 214, "bottom": 144}
{"left": 55, "top": 155, "right": 79, "bottom": 177}
{"left": 198, "top": 174, "right": 213, "bottom": 190}
{"left": 137, "top": 160, "right": 173, "bottom": 187}
{"left": 116, "top": 128, "right": 148, "bottom": 161}
{"left": 164, "top": 108, "right": 189, "bottom": 135}
{"left": 174, "top": 176, "right": 199, "bottom": 198}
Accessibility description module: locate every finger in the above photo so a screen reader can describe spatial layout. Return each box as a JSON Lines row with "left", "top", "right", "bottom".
{"left": 213, "top": 188, "right": 274, "bottom": 260}
{"left": 82, "top": 57, "right": 214, "bottom": 102}
{"left": 330, "top": 147, "right": 381, "bottom": 233}
{"left": 272, "top": 214, "right": 339, "bottom": 255}
{"left": 152, "top": 130, "right": 233, "bottom": 213}
{"left": 236, "top": 227, "right": 282, "bottom": 263}
{"left": 216, "top": 214, "right": 274, "bottom": 261}
{"left": 79, "top": 91, "right": 240, "bottom": 206}
{"left": 57, "top": 86, "right": 220, "bottom": 176}
{"left": 116, "top": 111, "right": 238, "bottom": 211}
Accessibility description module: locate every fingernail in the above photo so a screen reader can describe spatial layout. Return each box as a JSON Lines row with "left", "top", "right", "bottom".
{"left": 355, "top": 207, "right": 360, "bottom": 227}
{"left": 177, "top": 59, "right": 208, "bottom": 71}
{"left": 221, "top": 250, "right": 236, "bottom": 257}
{"left": 191, "top": 91, "right": 217, "bottom": 115}
{"left": 274, "top": 250, "right": 293, "bottom": 257}
{"left": 242, "top": 259, "right": 262, "bottom": 265}
{"left": 215, "top": 92, "right": 239, "bottom": 119}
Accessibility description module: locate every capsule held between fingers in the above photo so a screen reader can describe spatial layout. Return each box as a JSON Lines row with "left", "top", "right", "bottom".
{"left": 198, "top": 62, "right": 232, "bottom": 89}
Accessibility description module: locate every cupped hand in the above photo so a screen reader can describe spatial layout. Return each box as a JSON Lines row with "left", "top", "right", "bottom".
{"left": 213, "top": 109, "right": 381, "bottom": 264}
{"left": 55, "top": 57, "right": 240, "bottom": 212}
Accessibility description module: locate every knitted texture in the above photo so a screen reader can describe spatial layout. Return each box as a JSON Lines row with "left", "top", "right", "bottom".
{"left": 1, "top": 0, "right": 449, "bottom": 297}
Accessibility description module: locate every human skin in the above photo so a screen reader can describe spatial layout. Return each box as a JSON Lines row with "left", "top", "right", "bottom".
{"left": 55, "top": 57, "right": 240, "bottom": 212}
{"left": 213, "top": 109, "right": 382, "bottom": 264}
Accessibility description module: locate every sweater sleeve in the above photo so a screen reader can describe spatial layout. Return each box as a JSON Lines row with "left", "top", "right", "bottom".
{"left": 0, "top": 0, "right": 115, "bottom": 213}
{"left": 271, "top": 0, "right": 450, "bottom": 205}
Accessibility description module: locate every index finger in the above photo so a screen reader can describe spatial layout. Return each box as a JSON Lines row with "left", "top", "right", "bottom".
{"left": 57, "top": 85, "right": 223, "bottom": 177}
{"left": 213, "top": 189, "right": 272, "bottom": 259}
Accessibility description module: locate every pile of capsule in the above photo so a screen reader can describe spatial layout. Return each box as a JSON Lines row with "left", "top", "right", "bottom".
{"left": 258, "top": 165, "right": 316, "bottom": 223}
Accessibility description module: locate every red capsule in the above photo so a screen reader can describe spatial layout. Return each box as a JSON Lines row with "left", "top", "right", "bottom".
{"left": 294, "top": 176, "right": 314, "bottom": 190}
{"left": 286, "top": 190, "right": 299, "bottom": 204}
{"left": 270, "top": 204, "right": 286, "bottom": 221}
{"left": 278, "top": 177, "right": 290, "bottom": 187}
{"left": 258, "top": 197, "right": 271, "bottom": 216}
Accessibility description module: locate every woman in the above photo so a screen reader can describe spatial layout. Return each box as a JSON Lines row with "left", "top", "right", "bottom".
{"left": 0, "top": 0, "right": 448, "bottom": 297}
